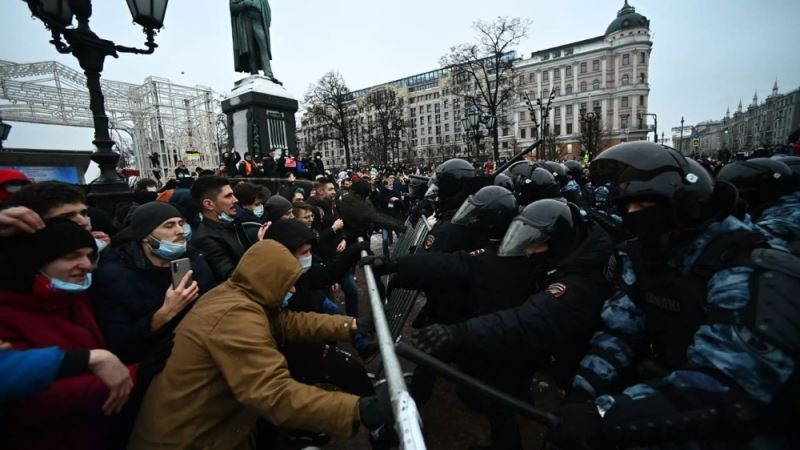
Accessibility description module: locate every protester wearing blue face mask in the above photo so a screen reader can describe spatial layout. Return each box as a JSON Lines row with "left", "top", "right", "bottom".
{"left": 191, "top": 176, "right": 252, "bottom": 283}
{"left": 233, "top": 182, "right": 271, "bottom": 245}
{"left": 91, "top": 202, "right": 215, "bottom": 365}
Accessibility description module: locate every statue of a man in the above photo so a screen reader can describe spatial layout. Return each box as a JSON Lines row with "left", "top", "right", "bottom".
{"left": 230, "top": 0, "right": 275, "bottom": 79}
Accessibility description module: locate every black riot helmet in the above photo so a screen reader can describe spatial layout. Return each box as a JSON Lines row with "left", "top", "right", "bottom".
{"left": 435, "top": 158, "right": 476, "bottom": 200}
{"left": 771, "top": 155, "right": 800, "bottom": 190}
{"left": 564, "top": 160, "right": 584, "bottom": 180}
{"left": 590, "top": 141, "right": 717, "bottom": 233}
{"left": 409, "top": 176, "right": 429, "bottom": 200}
{"left": 498, "top": 199, "right": 584, "bottom": 266}
{"left": 504, "top": 161, "right": 534, "bottom": 188}
{"left": 517, "top": 167, "right": 562, "bottom": 206}
{"left": 543, "top": 161, "right": 569, "bottom": 187}
{"left": 717, "top": 158, "right": 794, "bottom": 212}
{"left": 494, "top": 172, "right": 514, "bottom": 191}
{"left": 452, "top": 186, "right": 518, "bottom": 239}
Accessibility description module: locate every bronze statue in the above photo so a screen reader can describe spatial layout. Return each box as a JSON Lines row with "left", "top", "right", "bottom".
{"left": 230, "top": 0, "right": 275, "bottom": 80}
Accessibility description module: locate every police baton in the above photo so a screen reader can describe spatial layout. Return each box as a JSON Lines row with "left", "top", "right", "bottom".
{"left": 395, "top": 342, "right": 560, "bottom": 428}
{"left": 492, "top": 139, "right": 544, "bottom": 176}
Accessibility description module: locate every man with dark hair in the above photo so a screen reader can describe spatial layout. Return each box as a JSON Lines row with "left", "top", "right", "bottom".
{"left": 190, "top": 176, "right": 249, "bottom": 283}
{"left": 9, "top": 181, "right": 111, "bottom": 250}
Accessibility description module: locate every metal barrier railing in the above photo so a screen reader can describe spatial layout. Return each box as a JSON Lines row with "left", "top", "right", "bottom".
{"left": 359, "top": 237, "right": 426, "bottom": 450}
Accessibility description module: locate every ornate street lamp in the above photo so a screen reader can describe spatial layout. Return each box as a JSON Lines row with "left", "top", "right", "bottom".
{"left": 24, "top": 0, "right": 170, "bottom": 195}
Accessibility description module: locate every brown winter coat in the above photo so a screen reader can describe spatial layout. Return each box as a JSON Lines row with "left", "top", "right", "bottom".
{"left": 128, "top": 240, "right": 361, "bottom": 450}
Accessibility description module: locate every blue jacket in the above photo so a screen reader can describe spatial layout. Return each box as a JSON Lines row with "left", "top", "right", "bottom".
{"left": 0, "top": 347, "right": 63, "bottom": 402}
{"left": 571, "top": 216, "right": 796, "bottom": 443}
{"left": 91, "top": 242, "right": 216, "bottom": 364}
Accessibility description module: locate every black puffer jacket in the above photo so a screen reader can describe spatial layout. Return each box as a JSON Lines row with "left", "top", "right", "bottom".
{"left": 91, "top": 242, "right": 216, "bottom": 364}
{"left": 191, "top": 219, "right": 250, "bottom": 283}
{"left": 339, "top": 191, "right": 406, "bottom": 245}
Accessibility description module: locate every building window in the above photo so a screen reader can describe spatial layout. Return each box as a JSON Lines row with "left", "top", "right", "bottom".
{"left": 426, "top": 105, "right": 431, "bottom": 113}
{"left": 639, "top": 52, "right": 646, "bottom": 63}
{"left": 554, "top": 69, "right": 561, "bottom": 80}
{"left": 411, "top": 107, "right": 416, "bottom": 116}
{"left": 502, "top": 127, "right": 509, "bottom": 137}
{"left": 554, "top": 123, "right": 561, "bottom": 135}
{"left": 566, "top": 84, "right": 573, "bottom": 94}
{"left": 623, "top": 54, "right": 630, "bottom": 66}
{"left": 445, "top": 135, "right": 450, "bottom": 143}
{"left": 592, "top": 60, "right": 600, "bottom": 71}
{"left": 529, "top": 73, "right": 535, "bottom": 82}
{"left": 580, "top": 62, "right": 587, "bottom": 73}
{"left": 580, "top": 102, "right": 587, "bottom": 111}
{"left": 566, "top": 123, "right": 573, "bottom": 134}
{"left": 622, "top": 96, "right": 629, "bottom": 107}
{"left": 639, "top": 95, "right": 645, "bottom": 106}
{"left": 621, "top": 116, "right": 629, "bottom": 129}
{"left": 542, "top": 88, "right": 549, "bottom": 99}
{"left": 593, "top": 100, "right": 601, "bottom": 110}
{"left": 566, "top": 66, "right": 572, "bottom": 77}
{"left": 542, "top": 71, "right": 549, "bottom": 81}
{"left": 639, "top": 73, "right": 646, "bottom": 83}
{"left": 521, "top": 128, "right": 527, "bottom": 139}
{"left": 555, "top": 106, "right": 561, "bottom": 118}
{"left": 593, "top": 79, "right": 600, "bottom": 90}
{"left": 445, "top": 123, "right": 450, "bottom": 132}
{"left": 503, "top": 141, "right": 509, "bottom": 149}
{"left": 580, "top": 81, "right": 587, "bottom": 92}
{"left": 566, "top": 104, "right": 573, "bottom": 116}
{"left": 444, "top": 111, "right": 449, "bottom": 120}
{"left": 555, "top": 86, "right": 561, "bottom": 96}
{"left": 622, "top": 75, "right": 629, "bottom": 86}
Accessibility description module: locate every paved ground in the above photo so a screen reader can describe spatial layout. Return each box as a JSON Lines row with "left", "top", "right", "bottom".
{"left": 277, "top": 235, "right": 562, "bottom": 450}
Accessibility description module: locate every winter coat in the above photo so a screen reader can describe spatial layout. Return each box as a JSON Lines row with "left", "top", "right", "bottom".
{"left": 191, "top": 218, "right": 251, "bottom": 283}
{"left": 0, "top": 283, "right": 138, "bottom": 450}
{"left": 308, "top": 195, "right": 344, "bottom": 261}
{"left": 91, "top": 242, "right": 216, "bottom": 364}
{"left": 339, "top": 191, "right": 406, "bottom": 244}
{"left": 128, "top": 240, "right": 361, "bottom": 450}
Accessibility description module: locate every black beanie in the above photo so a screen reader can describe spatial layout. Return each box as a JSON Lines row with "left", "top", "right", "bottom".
{"left": 129, "top": 202, "right": 183, "bottom": 240}
{"left": 351, "top": 179, "right": 372, "bottom": 198}
{"left": 5, "top": 219, "right": 97, "bottom": 283}
{"left": 264, "top": 195, "right": 293, "bottom": 222}
{"left": 263, "top": 219, "right": 315, "bottom": 253}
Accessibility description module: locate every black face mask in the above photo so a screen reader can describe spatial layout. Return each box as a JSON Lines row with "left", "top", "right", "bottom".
{"left": 623, "top": 205, "right": 674, "bottom": 241}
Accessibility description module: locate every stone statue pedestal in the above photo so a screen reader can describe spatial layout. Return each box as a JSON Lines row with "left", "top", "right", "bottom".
{"left": 221, "top": 75, "right": 299, "bottom": 160}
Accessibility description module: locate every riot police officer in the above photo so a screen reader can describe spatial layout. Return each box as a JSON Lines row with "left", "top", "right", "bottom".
{"left": 411, "top": 198, "right": 614, "bottom": 449}
{"left": 718, "top": 157, "right": 800, "bottom": 253}
{"left": 563, "top": 160, "right": 589, "bottom": 207}
{"left": 549, "top": 142, "right": 799, "bottom": 449}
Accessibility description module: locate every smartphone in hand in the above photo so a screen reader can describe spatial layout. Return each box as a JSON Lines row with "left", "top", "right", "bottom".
{"left": 170, "top": 258, "right": 193, "bottom": 289}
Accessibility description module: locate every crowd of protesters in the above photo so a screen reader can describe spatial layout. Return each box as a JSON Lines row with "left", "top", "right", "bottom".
{"left": 1, "top": 139, "right": 799, "bottom": 450}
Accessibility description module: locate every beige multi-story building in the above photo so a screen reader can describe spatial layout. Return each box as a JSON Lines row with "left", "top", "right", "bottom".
{"left": 300, "top": 1, "right": 653, "bottom": 169}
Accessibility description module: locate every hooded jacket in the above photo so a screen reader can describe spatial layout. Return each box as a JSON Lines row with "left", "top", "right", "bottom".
{"left": 128, "top": 240, "right": 361, "bottom": 450}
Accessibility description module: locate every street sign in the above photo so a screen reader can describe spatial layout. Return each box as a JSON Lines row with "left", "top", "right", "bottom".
{"left": 692, "top": 138, "right": 700, "bottom": 148}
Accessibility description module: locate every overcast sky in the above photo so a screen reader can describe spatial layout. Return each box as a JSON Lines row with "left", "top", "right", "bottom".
{"left": 2, "top": 0, "right": 799, "bottom": 156}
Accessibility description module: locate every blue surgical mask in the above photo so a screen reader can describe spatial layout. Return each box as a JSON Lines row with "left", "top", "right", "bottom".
{"left": 298, "top": 255, "right": 313, "bottom": 273}
{"left": 46, "top": 272, "right": 93, "bottom": 293}
{"left": 182, "top": 223, "right": 193, "bottom": 242}
{"left": 252, "top": 204, "right": 265, "bottom": 218}
{"left": 149, "top": 236, "right": 188, "bottom": 260}
{"left": 218, "top": 212, "right": 235, "bottom": 223}
{"left": 281, "top": 291, "right": 293, "bottom": 308}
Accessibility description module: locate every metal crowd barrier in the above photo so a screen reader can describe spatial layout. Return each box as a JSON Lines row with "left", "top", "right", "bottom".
{"left": 359, "top": 238, "right": 426, "bottom": 450}
{"left": 385, "top": 216, "right": 433, "bottom": 340}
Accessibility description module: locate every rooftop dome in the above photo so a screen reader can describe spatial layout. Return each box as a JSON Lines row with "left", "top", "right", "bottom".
{"left": 606, "top": 1, "right": 650, "bottom": 35}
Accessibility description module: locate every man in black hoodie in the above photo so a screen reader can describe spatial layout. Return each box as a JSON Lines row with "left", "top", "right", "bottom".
{"left": 339, "top": 179, "right": 406, "bottom": 246}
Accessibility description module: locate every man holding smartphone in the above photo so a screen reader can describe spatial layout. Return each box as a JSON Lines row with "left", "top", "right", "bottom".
{"left": 92, "top": 202, "right": 215, "bottom": 365}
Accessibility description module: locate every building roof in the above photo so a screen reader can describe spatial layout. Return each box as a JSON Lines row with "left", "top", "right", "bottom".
{"left": 606, "top": 1, "right": 650, "bottom": 35}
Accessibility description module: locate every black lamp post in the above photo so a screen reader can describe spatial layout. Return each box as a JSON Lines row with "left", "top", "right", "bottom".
{"left": 0, "top": 117, "right": 12, "bottom": 151}
{"left": 579, "top": 108, "right": 599, "bottom": 161}
{"left": 24, "top": 0, "right": 169, "bottom": 194}
{"left": 461, "top": 107, "right": 495, "bottom": 162}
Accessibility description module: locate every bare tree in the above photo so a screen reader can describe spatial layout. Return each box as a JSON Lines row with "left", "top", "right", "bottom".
{"left": 522, "top": 87, "right": 556, "bottom": 160}
{"left": 303, "top": 71, "right": 357, "bottom": 167}
{"left": 360, "top": 87, "right": 407, "bottom": 166}
{"left": 442, "top": 16, "right": 530, "bottom": 161}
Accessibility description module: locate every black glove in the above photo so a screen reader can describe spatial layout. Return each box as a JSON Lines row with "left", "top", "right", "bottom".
{"left": 358, "top": 383, "right": 394, "bottom": 430}
{"left": 412, "top": 322, "right": 466, "bottom": 354}
{"left": 358, "top": 255, "right": 398, "bottom": 275}
{"left": 547, "top": 391, "right": 604, "bottom": 450}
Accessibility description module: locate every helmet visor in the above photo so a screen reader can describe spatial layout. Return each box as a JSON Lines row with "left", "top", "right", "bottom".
{"left": 451, "top": 196, "right": 481, "bottom": 226}
{"left": 498, "top": 218, "right": 547, "bottom": 257}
